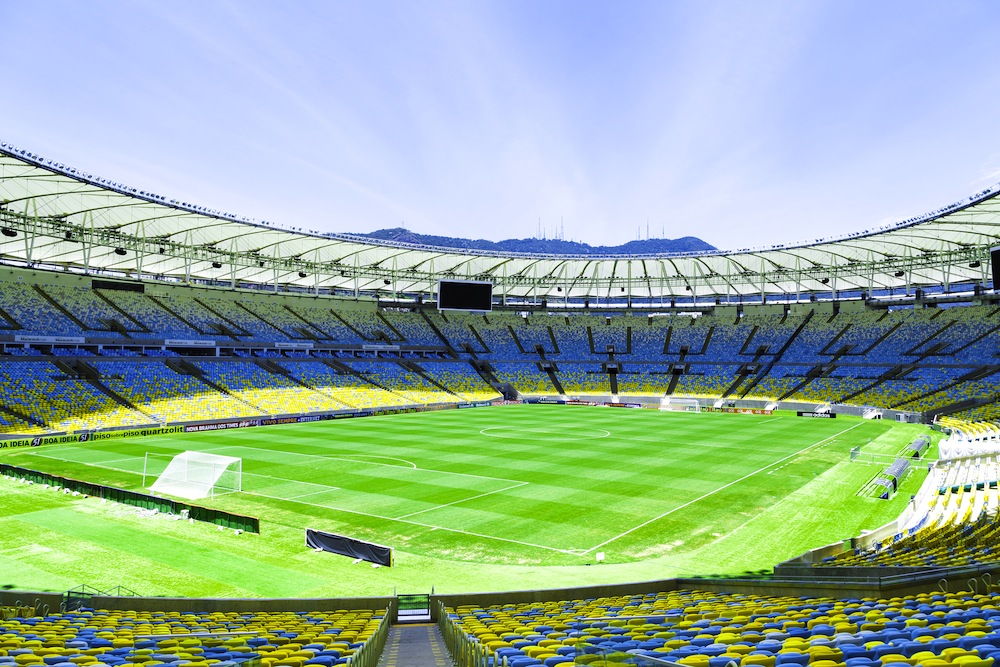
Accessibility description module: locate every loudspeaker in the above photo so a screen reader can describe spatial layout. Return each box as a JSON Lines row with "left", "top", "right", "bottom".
{"left": 991, "top": 247, "right": 1000, "bottom": 289}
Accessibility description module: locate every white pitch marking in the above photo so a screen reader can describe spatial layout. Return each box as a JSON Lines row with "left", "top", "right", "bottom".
{"left": 25, "top": 446, "right": 571, "bottom": 554}
{"left": 334, "top": 454, "right": 417, "bottom": 469}
{"left": 578, "top": 422, "right": 866, "bottom": 555}
{"left": 242, "top": 490, "right": 578, "bottom": 555}
{"left": 284, "top": 487, "right": 341, "bottom": 500}
{"left": 55, "top": 454, "right": 143, "bottom": 468}
{"left": 30, "top": 452, "right": 145, "bottom": 472}
{"left": 203, "top": 444, "right": 523, "bottom": 485}
{"left": 758, "top": 417, "right": 783, "bottom": 425}
{"left": 395, "top": 481, "right": 529, "bottom": 520}
{"left": 26, "top": 451, "right": 335, "bottom": 496}
{"left": 480, "top": 426, "right": 612, "bottom": 439}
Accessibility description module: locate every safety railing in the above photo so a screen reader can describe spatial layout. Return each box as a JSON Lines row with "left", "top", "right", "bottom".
{"left": 346, "top": 607, "right": 392, "bottom": 667}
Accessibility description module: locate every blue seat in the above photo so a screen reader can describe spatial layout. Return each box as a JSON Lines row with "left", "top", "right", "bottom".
{"left": 711, "top": 657, "right": 738, "bottom": 667}
{"left": 496, "top": 649, "right": 524, "bottom": 658}
{"left": 508, "top": 659, "right": 543, "bottom": 667}
{"left": 542, "top": 658, "right": 572, "bottom": 667}
{"left": 844, "top": 658, "right": 879, "bottom": 667}
{"left": 842, "top": 647, "right": 876, "bottom": 661}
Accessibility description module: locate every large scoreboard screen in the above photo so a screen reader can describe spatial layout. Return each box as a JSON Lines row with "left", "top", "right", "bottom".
{"left": 437, "top": 280, "right": 493, "bottom": 311}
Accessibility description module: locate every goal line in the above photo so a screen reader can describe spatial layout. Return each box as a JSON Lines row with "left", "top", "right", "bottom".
{"left": 660, "top": 397, "right": 701, "bottom": 413}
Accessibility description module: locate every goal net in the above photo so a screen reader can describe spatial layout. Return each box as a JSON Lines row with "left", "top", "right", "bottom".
{"left": 660, "top": 397, "right": 700, "bottom": 413}
{"left": 145, "top": 451, "right": 242, "bottom": 500}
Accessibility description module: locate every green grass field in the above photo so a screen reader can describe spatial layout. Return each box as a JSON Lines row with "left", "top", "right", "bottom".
{"left": 0, "top": 404, "right": 935, "bottom": 598}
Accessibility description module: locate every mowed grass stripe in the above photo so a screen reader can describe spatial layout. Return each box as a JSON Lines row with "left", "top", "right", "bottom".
{"left": 16, "top": 507, "right": 325, "bottom": 597}
{"left": 2, "top": 405, "right": 888, "bottom": 560}
{"left": 580, "top": 421, "right": 865, "bottom": 554}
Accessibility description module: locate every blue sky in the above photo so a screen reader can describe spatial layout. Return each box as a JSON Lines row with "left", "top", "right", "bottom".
{"left": 3, "top": 1, "right": 1000, "bottom": 250}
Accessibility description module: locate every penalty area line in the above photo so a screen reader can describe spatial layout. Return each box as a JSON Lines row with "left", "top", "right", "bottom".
{"left": 578, "top": 421, "right": 866, "bottom": 556}
{"left": 394, "top": 481, "right": 529, "bottom": 520}
{"left": 244, "top": 490, "right": 579, "bottom": 556}
{"left": 284, "top": 487, "right": 341, "bottom": 500}
{"left": 204, "top": 444, "right": 523, "bottom": 485}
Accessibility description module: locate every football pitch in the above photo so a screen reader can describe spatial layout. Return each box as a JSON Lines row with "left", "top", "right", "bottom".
{"left": 0, "top": 405, "right": 933, "bottom": 598}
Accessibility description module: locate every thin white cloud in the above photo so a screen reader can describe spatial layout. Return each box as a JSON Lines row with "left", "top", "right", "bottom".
{"left": 4, "top": 0, "right": 1000, "bottom": 251}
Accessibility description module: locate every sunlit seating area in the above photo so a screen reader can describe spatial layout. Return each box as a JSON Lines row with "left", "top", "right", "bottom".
{"left": 0, "top": 266, "right": 996, "bottom": 434}
{"left": 443, "top": 587, "right": 1000, "bottom": 667}
{"left": 0, "top": 363, "right": 150, "bottom": 433}
{"left": 98, "top": 361, "right": 260, "bottom": 423}
{"left": 0, "top": 607, "right": 386, "bottom": 667}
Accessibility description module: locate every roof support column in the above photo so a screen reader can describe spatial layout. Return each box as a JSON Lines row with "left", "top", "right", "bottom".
{"left": 82, "top": 211, "right": 93, "bottom": 274}
{"left": 760, "top": 257, "right": 765, "bottom": 304}
{"left": 627, "top": 261, "right": 632, "bottom": 309}
{"left": 24, "top": 201, "right": 37, "bottom": 265}
{"left": 135, "top": 220, "right": 146, "bottom": 279}
{"left": 501, "top": 263, "right": 507, "bottom": 306}
{"left": 794, "top": 257, "right": 801, "bottom": 304}
{"left": 184, "top": 231, "right": 192, "bottom": 284}
{"left": 532, "top": 264, "right": 537, "bottom": 306}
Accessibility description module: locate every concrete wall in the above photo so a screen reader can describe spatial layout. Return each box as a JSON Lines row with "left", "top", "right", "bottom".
{"left": 0, "top": 265, "right": 377, "bottom": 312}
{"left": 0, "top": 590, "right": 62, "bottom": 613}
{"left": 12, "top": 566, "right": 995, "bottom": 619}
{"left": 674, "top": 578, "right": 882, "bottom": 600}
{"left": 89, "top": 595, "right": 395, "bottom": 614}
{"left": 431, "top": 579, "right": 681, "bottom": 615}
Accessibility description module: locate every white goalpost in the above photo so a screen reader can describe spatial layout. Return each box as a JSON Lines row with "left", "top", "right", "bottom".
{"left": 660, "top": 397, "right": 701, "bottom": 413}
{"left": 144, "top": 451, "right": 242, "bottom": 500}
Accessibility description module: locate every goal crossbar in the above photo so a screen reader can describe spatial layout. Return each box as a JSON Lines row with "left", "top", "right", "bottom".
{"left": 146, "top": 451, "right": 242, "bottom": 500}
{"left": 660, "top": 397, "right": 701, "bottom": 412}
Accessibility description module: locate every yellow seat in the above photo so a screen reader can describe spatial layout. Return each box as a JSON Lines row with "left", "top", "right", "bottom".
{"left": 744, "top": 656, "right": 777, "bottom": 667}
{"left": 951, "top": 659, "right": 994, "bottom": 667}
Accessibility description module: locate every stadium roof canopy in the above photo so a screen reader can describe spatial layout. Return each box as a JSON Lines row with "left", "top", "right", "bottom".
{"left": 1, "top": 142, "right": 999, "bottom": 303}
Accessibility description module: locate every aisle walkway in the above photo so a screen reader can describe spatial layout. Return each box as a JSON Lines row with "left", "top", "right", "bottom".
{"left": 377, "top": 623, "right": 452, "bottom": 667}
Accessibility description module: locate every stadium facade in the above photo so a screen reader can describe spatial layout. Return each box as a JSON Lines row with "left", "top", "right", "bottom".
{"left": 1, "top": 141, "right": 998, "bottom": 306}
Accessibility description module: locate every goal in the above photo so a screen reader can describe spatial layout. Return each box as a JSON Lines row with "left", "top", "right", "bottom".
{"left": 144, "top": 451, "right": 242, "bottom": 500}
{"left": 660, "top": 397, "right": 700, "bottom": 413}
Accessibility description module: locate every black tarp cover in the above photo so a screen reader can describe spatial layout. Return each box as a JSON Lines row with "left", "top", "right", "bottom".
{"left": 305, "top": 528, "right": 393, "bottom": 566}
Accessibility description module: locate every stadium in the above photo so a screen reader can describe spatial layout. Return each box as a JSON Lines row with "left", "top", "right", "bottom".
{"left": 1, "top": 135, "right": 1000, "bottom": 666}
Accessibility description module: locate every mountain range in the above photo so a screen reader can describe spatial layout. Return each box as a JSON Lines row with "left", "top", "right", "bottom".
{"left": 350, "top": 228, "right": 716, "bottom": 255}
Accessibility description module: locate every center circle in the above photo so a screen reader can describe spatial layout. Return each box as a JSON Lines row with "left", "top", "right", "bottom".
{"left": 479, "top": 425, "right": 612, "bottom": 439}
